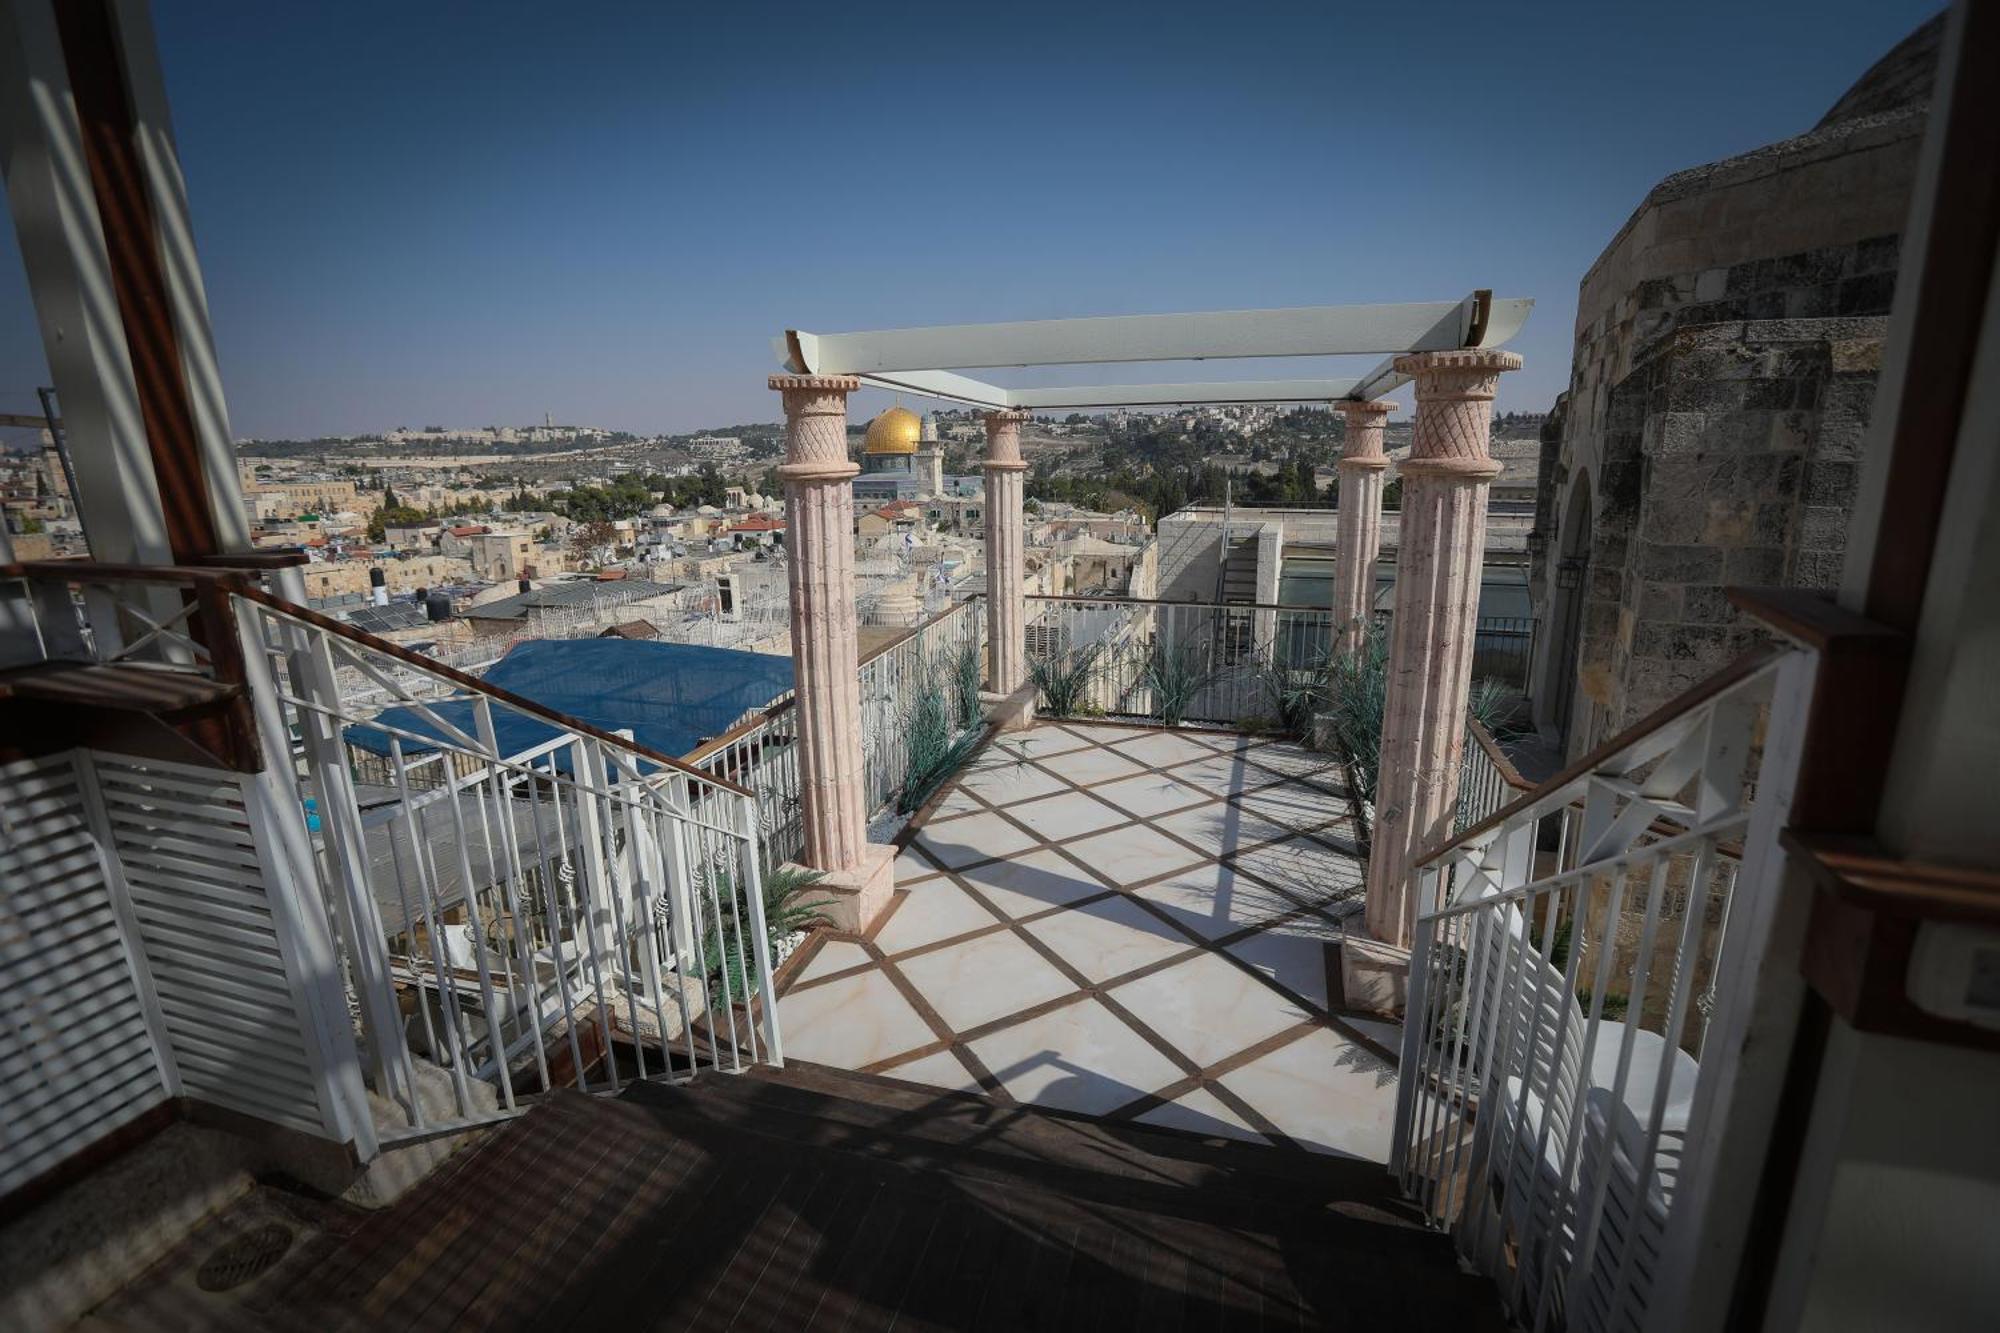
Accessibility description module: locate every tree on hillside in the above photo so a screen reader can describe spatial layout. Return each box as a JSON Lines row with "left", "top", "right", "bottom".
{"left": 569, "top": 519, "right": 619, "bottom": 567}
{"left": 368, "top": 504, "right": 429, "bottom": 543}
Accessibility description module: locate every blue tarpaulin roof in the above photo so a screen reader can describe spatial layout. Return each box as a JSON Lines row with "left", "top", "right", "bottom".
{"left": 345, "top": 638, "right": 793, "bottom": 767}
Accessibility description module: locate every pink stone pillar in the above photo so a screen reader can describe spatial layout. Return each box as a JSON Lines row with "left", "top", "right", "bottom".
{"left": 1363, "top": 350, "right": 1521, "bottom": 950}
{"left": 771, "top": 375, "right": 893, "bottom": 926}
{"left": 1333, "top": 399, "right": 1394, "bottom": 657}
{"left": 983, "top": 409, "right": 1030, "bottom": 695}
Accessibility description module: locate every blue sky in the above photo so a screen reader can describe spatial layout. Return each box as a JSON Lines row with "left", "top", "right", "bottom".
{"left": 0, "top": 0, "right": 1943, "bottom": 440}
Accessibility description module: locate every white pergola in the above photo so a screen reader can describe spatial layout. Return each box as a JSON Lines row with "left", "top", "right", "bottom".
{"left": 773, "top": 290, "right": 1532, "bottom": 409}
{"left": 765, "top": 291, "right": 1533, "bottom": 959}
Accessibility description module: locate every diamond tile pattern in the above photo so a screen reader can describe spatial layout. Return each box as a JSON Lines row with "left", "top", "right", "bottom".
{"left": 1023, "top": 893, "right": 1192, "bottom": 982}
{"left": 958, "top": 847, "right": 1110, "bottom": 919}
{"left": 897, "top": 930, "right": 1075, "bottom": 1032}
{"left": 778, "top": 724, "right": 1395, "bottom": 1160}
{"left": 874, "top": 878, "right": 1001, "bottom": 954}
{"left": 1061, "top": 824, "right": 1210, "bottom": 886}
{"left": 1046, "top": 745, "right": 1149, "bottom": 785}
{"left": 1089, "top": 771, "right": 1213, "bottom": 818}
{"left": 1003, "top": 790, "right": 1129, "bottom": 841}
{"left": 912, "top": 809, "right": 1040, "bottom": 869}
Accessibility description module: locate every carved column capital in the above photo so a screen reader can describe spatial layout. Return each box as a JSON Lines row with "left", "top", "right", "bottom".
{"left": 982, "top": 409, "right": 1030, "bottom": 471}
{"left": 1338, "top": 398, "right": 1395, "bottom": 472}
{"left": 771, "top": 374, "right": 861, "bottom": 483}
{"left": 1394, "top": 350, "right": 1521, "bottom": 481}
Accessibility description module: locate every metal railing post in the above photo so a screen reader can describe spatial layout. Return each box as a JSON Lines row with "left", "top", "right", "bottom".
{"left": 737, "top": 792, "right": 783, "bottom": 1066}
{"left": 289, "top": 618, "right": 414, "bottom": 1115}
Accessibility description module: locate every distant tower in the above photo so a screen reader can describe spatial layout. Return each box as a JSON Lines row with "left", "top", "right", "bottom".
{"left": 544, "top": 411, "right": 553, "bottom": 429}
{"left": 915, "top": 413, "right": 945, "bottom": 496}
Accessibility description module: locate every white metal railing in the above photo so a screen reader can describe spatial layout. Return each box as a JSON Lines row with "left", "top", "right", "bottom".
{"left": 685, "top": 697, "right": 806, "bottom": 868}
{"left": 684, "top": 597, "right": 985, "bottom": 864}
{"left": 1456, "top": 716, "right": 1534, "bottom": 835}
{"left": 1024, "top": 594, "right": 1334, "bottom": 729}
{"left": 239, "top": 586, "right": 782, "bottom": 1142}
{"left": 859, "top": 597, "right": 985, "bottom": 815}
{"left": 1392, "top": 648, "right": 1809, "bottom": 1332}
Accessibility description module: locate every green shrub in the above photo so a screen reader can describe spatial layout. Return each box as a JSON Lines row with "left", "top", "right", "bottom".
{"left": 897, "top": 640, "right": 986, "bottom": 814}
{"left": 1142, "top": 637, "right": 1215, "bottom": 727}
{"left": 1320, "top": 622, "right": 1518, "bottom": 810}
{"left": 953, "top": 635, "right": 983, "bottom": 731}
{"left": 1030, "top": 643, "right": 1103, "bottom": 717}
{"left": 1256, "top": 649, "right": 1336, "bottom": 741}
{"left": 703, "top": 863, "right": 831, "bottom": 1000}
{"left": 1322, "top": 623, "right": 1392, "bottom": 808}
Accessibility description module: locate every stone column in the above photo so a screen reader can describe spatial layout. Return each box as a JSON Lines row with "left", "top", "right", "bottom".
{"left": 771, "top": 375, "right": 893, "bottom": 929}
{"left": 983, "top": 409, "right": 1030, "bottom": 696}
{"left": 1363, "top": 351, "right": 1521, "bottom": 951}
{"left": 1333, "top": 399, "right": 1394, "bottom": 657}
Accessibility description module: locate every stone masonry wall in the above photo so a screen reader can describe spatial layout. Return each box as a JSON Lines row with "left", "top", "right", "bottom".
{"left": 1537, "top": 96, "right": 1924, "bottom": 751}
{"left": 1579, "top": 316, "right": 1886, "bottom": 733}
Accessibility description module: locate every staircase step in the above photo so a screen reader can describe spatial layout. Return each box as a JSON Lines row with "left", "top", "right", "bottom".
{"left": 757, "top": 1058, "right": 1400, "bottom": 1197}
{"left": 607, "top": 1075, "right": 1501, "bottom": 1328}
{"left": 265, "top": 1080, "right": 1504, "bottom": 1329}
{"left": 619, "top": 1062, "right": 1424, "bottom": 1232}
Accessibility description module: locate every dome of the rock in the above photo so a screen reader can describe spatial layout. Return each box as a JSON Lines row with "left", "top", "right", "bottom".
{"left": 863, "top": 406, "right": 921, "bottom": 455}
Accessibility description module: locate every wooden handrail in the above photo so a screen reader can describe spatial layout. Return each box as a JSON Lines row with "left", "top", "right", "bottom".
{"left": 1, "top": 559, "right": 250, "bottom": 585}
{"left": 232, "top": 584, "right": 754, "bottom": 799}
{"left": 1465, "top": 716, "right": 1533, "bottom": 791}
{"left": 190, "top": 549, "right": 311, "bottom": 570}
{"left": 1786, "top": 831, "right": 2000, "bottom": 928}
{"left": 1725, "top": 587, "right": 1905, "bottom": 653}
{"left": 857, "top": 595, "right": 979, "bottom": 671}
{"left": 1415, "top": 644, "right": 1784, "bottom": 870}
{"left": 680, "top": 694, "right": 797, "bottom": 766}
{"left": 1730, "top": 585, "right": 1910, "bottom": 833}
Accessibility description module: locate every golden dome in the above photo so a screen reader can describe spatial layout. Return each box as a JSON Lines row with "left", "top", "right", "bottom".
{"left": 864, "top": 406, "right": 922, "bottom": 455}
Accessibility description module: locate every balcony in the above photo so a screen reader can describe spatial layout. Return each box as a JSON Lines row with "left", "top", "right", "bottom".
{"left": 2, "top": 3, "right": 1992, "bottom": 1324}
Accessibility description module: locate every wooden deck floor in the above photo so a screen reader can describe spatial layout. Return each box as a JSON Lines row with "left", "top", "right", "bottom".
{"left": 84, "top": 1070, "right": 1503, "bottom": 1331}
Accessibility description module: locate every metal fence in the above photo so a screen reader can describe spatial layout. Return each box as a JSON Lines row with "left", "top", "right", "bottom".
{"left": 0, "top": 559, "right": 785, "bottom": 1153}
{"left": 1473, "top": 615, "right": 1537, "bottom": 693}
{"left": 684, "top": 597, "right": 985, "bottom": 866}
{"left": 1023, "top": 595, "right": 1335, "bottom": 729}
{"left": 241, "top": 587, "right": 780, "bottom": 1142}
{"left": 1456, "top": 717, "right": 1535, "bottom": 835}
{"left": 1370, "top": 608, "right": 1538, "bottom": 693}
{"left": 1393, "top": 649, "right": 1805, "bottom": 1332}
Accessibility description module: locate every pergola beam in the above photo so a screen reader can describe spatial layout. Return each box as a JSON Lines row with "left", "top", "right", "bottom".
{"left": 852, "top": 374, "right": 1367, "bottom": 410}
{"left": 783, "top": 297, "right": 1478, "bottom": 376}
{"left": 1004, "top": 378, "right": 1365, "bottom": 409}
{"left": 1347, "top": 295, "right": 1535, "bottom": 401}
{"left": 779, "top": 293, "right": 1531, "bottom": 408}
{"left": 851, "top": 369, "right": 1014, "bottom": 410}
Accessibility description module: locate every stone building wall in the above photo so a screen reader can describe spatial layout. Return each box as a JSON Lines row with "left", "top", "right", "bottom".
{"left": 300, "top": 555, "right": 473, "bottom": 602}
{"left": 1531, "top": 16, "right": 1937, "bottom": 751}
{"left": 1583, "top": 316, "right": 1886, "bottom": 726}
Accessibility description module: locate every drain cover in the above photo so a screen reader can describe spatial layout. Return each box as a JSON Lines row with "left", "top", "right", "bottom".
{"left": 196, "top": 1222, "right": 294, "bottom": 1292}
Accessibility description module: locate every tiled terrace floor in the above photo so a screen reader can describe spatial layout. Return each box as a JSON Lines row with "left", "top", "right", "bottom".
{"left": 778, "top": 722, "right": 1403, "bottom": 1161}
